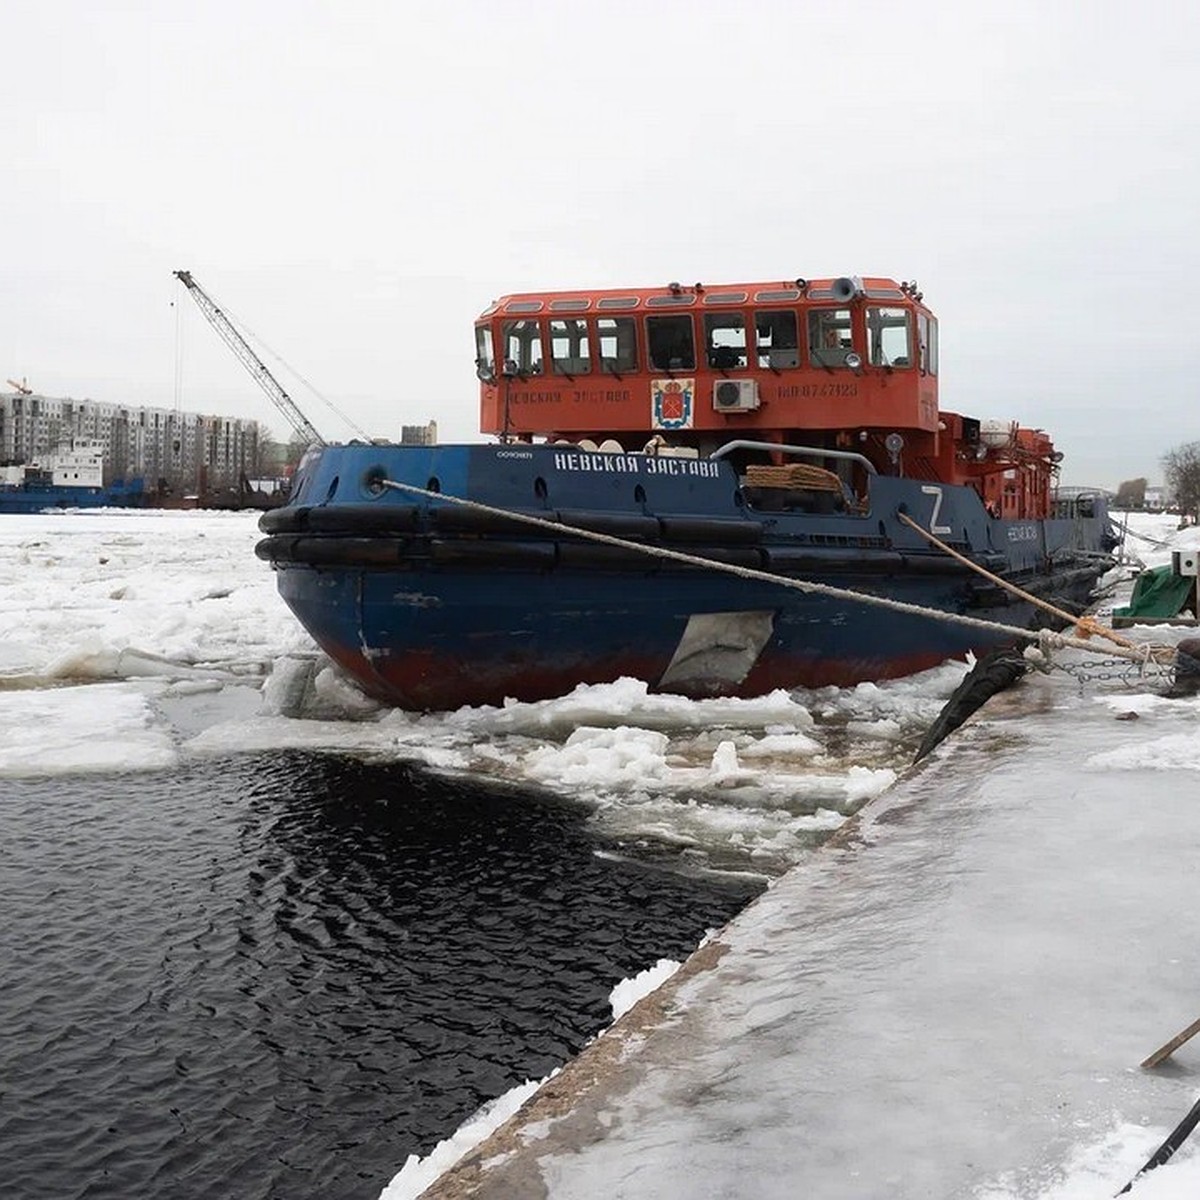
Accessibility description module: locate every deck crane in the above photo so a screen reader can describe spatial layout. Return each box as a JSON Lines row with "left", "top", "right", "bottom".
{"left": 173, "top": 270, "right": 326, "bottom": 447}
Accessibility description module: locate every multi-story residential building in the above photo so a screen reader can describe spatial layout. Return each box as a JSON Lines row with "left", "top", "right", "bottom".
{"left": 0, "top": 390, "right": 268, "bottom": 498}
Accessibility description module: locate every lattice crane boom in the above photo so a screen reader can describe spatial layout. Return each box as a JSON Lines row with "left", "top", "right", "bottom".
{"left": 173, "top": 270, "right": 326, "bottom": 447}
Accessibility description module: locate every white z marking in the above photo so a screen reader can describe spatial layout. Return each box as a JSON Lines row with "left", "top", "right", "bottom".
{"left": 921, "top": 485, "right": 952, "bottom": 535}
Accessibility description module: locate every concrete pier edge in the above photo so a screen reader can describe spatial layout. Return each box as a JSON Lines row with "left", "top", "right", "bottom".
{"left": 412, "top": 684, "right": 1023, "bottom": 1198}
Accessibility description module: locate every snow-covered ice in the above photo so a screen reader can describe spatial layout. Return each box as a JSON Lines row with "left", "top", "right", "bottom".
{"left": 407, "top": 653, "right": 1200, "bottom": 1199}
{"left": 377, "top": 512, "right": 1200, "bottom": 1200}
{"left": 5, "top": 506, "right": 1200, "bottom": 1198}
{"left": 0, "top": 508, "right": 964, "bottom": 876}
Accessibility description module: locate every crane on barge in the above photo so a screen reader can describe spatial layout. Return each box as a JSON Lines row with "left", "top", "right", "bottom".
{"left": 173, "top": 269, "right": 326, "bottom": 447}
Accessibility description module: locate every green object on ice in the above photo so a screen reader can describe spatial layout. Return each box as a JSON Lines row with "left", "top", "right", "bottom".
{"left": 1114, "top": 565, "right": 1196, "bottom": 620}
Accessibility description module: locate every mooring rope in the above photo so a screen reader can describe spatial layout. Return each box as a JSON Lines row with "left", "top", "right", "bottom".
{"left": 1122, "top": 524, "right": 1179, "bottom": 550}
{"left": 896, "top": 511, "right": 1141, "bottom": 653}
{"left": 378, "top": 478, "right": 1172, "bottom": 671}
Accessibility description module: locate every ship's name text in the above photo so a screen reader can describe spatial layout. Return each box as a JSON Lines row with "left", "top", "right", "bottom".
{"left": 552, "top": 452, "right": 722, "bottom": 478}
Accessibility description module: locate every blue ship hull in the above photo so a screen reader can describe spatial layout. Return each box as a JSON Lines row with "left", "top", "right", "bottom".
{"left": 0, "top": 480, "right": 146, "bottom": 513}
{"left": 256, "top": 444, "right": 1116, "bottom": 710}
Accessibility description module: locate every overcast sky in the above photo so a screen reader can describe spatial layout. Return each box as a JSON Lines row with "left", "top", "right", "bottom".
{"left": 3, "top": 0, "right": 1197, "bottom": 487}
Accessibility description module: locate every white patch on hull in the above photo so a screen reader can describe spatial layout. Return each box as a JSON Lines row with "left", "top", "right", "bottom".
{"left": 658, "top": 610, "right": 775, "bottom": 693}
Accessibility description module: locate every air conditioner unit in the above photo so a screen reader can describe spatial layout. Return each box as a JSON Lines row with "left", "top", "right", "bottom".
{"left": 712, "top": 379, "right": 759, "bottom": 412}
{"left": 1172, "top": 549, "right": 1199, "bottom": 577}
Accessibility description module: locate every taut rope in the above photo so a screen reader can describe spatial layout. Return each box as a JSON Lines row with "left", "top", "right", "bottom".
{"left": 378, "top": 478, "right": 1171, "bottom": 670}
{"left": 895, "top": 511, "right": 1141, "bottom": 653}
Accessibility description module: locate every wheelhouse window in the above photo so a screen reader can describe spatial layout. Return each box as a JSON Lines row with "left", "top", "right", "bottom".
{"left": 703, "top": 312, "right": 748, "bottom": 371}
{"left": 596, "top": 316, "right": 637, "bottom": 373}
{"left": 645, "top": 314, "right": 695, "bottom": 371}
{"left": 808, "top": 308, "right": 853, "bottom": 366}
{"left": 474, "top": 325, "right": 495, "bottom": 381}
{"left": 501, "top": 318, "right": 544, "bottom": 375}
{"left": 917, "top": 313, "right": 938, "bottom": 375}
{"left": 549, "top": 317, "right": 591, "bottom": 375}
{"left": 866, "top": 306, "right": 911, "bottom": 367}
{"left": 754, "top": 310, "right": 799, "bottom": 368}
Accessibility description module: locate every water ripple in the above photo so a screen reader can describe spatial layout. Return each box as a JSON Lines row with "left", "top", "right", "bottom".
{"left": 0, "top": 752, "right": 760, "bottom": 1199}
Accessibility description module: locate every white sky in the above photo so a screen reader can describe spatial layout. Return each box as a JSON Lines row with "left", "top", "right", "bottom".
{"left": 3, "top": 1, "right": 1198, "bottom": 482}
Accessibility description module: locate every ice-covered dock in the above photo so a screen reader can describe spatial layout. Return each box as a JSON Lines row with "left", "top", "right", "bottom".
{"left": 413, "top": 663, "right": 1200, "bottom": 1199}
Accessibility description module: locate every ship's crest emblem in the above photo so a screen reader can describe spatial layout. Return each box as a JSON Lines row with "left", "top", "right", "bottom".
{"left": 651, "top": 378, "right": 694, "bottom": 430}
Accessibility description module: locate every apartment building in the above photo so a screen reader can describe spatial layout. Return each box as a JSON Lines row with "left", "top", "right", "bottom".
{"left": 0, "top": 391, "right": 267, "bottom": 496}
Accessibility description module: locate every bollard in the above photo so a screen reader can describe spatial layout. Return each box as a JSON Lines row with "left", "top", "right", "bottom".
{"left": 1167, "top": 637, "right": 1200, "bottom": 698}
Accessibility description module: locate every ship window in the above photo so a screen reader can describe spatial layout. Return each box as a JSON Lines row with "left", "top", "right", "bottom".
{"left": 704, "top": 312, "right": 748, "bottom": 370}
{"left": 866, "top": 307, "right": 911, "bottom": 367}
{"left": 702, "top": 291, "right": 748, "bottom": 305}
{"left": 645, "top": 314, "right": 695, "bottom": 371}
{"left": 474, "top": 325, "right": 495, "bottom": 379}
{"left": 549, "top": 318, "right": 592, "bottom": 375}
{"left": 917, "top": 313, "right": 938, "bottom": 375}
{"left": 549, "top": 298, "right": 590, "bottom": 312}
{"left": 808, "top": 308, "right": 853, "bottom": 366}
{"left": 596, "top": 316, "right": 637, "bottom": 373}
{"left": 596, "top": 297, "right": 639, "bottom": 310}
{"left": 504, "top": 300, "right": 543, "bottom": 313}
{"left": 754, "top": 310, "right": 799, "bottom": 369}
{"left": 754, "top": 288, "right": 802, "bottom": 302}
{"left": 501, "top": 318, "right": 544, "bottom": 375}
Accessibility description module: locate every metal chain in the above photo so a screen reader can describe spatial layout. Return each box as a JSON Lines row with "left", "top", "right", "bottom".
{"left": 1048, "top": 654, "right": 1175, "bottom": 688}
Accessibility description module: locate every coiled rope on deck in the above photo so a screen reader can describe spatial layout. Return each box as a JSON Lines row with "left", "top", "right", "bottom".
{"left": 378, "top": 478, "right": 1172, "bottom": 672}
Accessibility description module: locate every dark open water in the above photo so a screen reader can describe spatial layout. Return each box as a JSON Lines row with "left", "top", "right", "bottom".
{"left": 0, "top": 752, "right": 762, "bottom": 1200}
